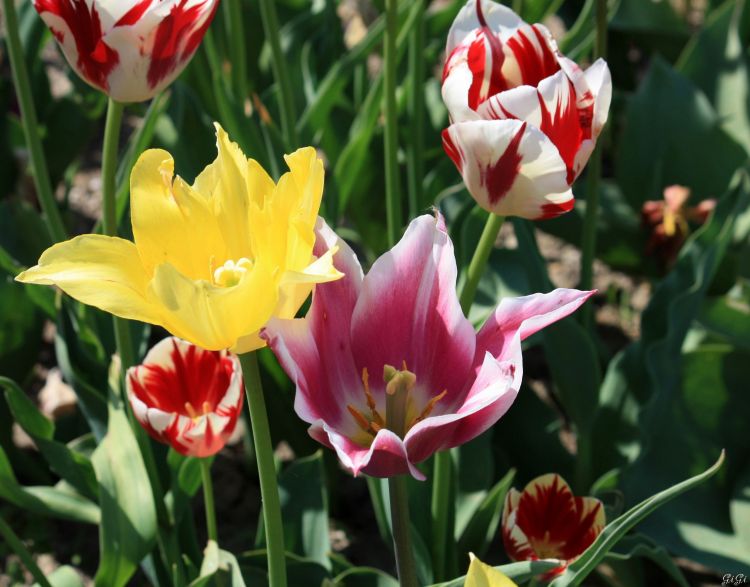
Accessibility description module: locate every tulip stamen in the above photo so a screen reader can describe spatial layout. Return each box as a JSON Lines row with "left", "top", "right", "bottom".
{"left": 184, "top": 401, "right": 200, "bottom": 420}
{"left": 409, "top": 389, "right": 448, "bottom": 429}
{"left": 347, "top": 404, "right": 377, "bottom": 436}
{"left": 361, "top": 368, "right": 385, "bottom": 427}
{"left": 212, "top": 257, "right": 253, "bottom": 287}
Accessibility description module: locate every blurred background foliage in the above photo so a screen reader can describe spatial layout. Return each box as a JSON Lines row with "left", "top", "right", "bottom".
{"left": 1, "top": 0, "right": 750, "bottom": 584}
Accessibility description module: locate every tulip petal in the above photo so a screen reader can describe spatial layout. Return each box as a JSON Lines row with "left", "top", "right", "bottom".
{"left": 442, "top": 119, "right": 573, "bottom": 219}
{"left": 149, "top": 260, "right": 278, "bottom": 352}
{"left": 446, "top": 0, "right": 523, "bottom": 54}
{"left": 350, "top": 214, "right": 476, "bottom": 407}
{"left": 130, "top": 148, "right": 229, "bottom": 280}
{"left": 478, "top": 70, "right": 592, "bottom": 183}
{"left": 263, "top": 219, "right": 364, "bottom": 433}
{"left": 465, "top": 553, "right": 519, "bottom": 587}
{"left": 403, "top": 352, "right": 517, "bottom": 464}
{"left": 583, "top": 58, "right": 612, "bottom": 138}
{"left": 502, "top": 488, "right": 537, "bottom": 562}
{"left": 313, "top": 423, "right": 425, "bottom": 480}
{"left": 475, "top": 288, "right": 595, "bottom": 363}
{"left": 15, "top": 234, "right": 161, "bottom": 325}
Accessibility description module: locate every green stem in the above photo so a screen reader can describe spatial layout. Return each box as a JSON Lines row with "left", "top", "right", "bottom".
{"left": 2, "top": 0, "right": 66, "bottom": 243}
{"left": 458, "top": 213, "right": 505, "bottom": 313}
{"left": 101, "top": 99, "right": 125, "bottom": 237}
{"left": 430, "top": 451, "right": 452, "bottom": 582}
{"left": 223, "top": 0, "right": 248, "bottom": 102}
{"left": 388, "top": 475, "right": 419, "bottom": 587}
{"left": 406, "top": 0, "right": 426, "bottom": 219}
{"left": 578, "top": 0, "right": 607, "bottom": 330}
{"left": 384, "top": 0, "right": 402, "bottom": 246}
{"left": 239, "top": 352, "right": 287, "bottom": 587}
{"left": 0, "top": 515, "right": 52, "bottom": 587}
{"left": 201, "top": 458, "right": 219, "bottom": 543}
{"left": 258, "top": 0, "right": 298, "bottom": 150}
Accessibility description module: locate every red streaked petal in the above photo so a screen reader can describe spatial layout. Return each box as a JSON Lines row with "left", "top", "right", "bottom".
{"left": 442, "top": 119, "right": 572, "bottom": 219}
{"left": 505, "top": 24, "right": 560, "bottom": 87}
{"left": 445, "top": 0, "right": 523, "bottom": 57}
{"left": 115, "top": 0, "right": 154, "bottom": 26}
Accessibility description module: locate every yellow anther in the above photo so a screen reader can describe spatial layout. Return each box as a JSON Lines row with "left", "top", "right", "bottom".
{"left": 185, "top": 402, "right": 200, "bottom": 420}
{"left": 409, "top": 390, "right": 448, "bottom": 429}
{"left": 201, "top": 401, "right": 212, "bottom": 415}
{"left": 213, "top": 257, "right": 253, "bottom": 287}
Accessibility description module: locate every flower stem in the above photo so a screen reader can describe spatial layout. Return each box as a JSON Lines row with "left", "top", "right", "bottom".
{"left": 258, "top": 0, "right": 298, "bottom": 150}
{"left": 430, "top": 450, "right": 453, "bottom": 581}
{"left": 0, "top": 515, "right": 52, "bottom": 587}
{"left": 2, "top": 0, "right": 66, "bottom": 243}
{"left": 223, "top": 0, "right": 248, "bottom": 102}
{"left": 201, "top": 458, "right": 219, "bottom": 543}
{"left": 388, "top": 475, "right": 419, "bottom": 587}
{"left": 458, "top": 212, "right": 505, "bottom": 314}
{"left": 384, "top": 0, "right": 402, "bottom": 246}
{"left": 578, "top": 0, "right": 608, "bottom": 330}
{"left": 239, "top": 351, "right": 287, "bottom": 587}
{"left": 406, "top": 0, "right": 426, "bottom": 219}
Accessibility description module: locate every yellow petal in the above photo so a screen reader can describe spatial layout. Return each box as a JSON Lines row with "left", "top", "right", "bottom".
{"left": 193, "top": 124, "right": 275, "bottom": 260}
{"left": 15, "top": 235, "right": 161, "bottom": 325}
{"left": 274, "top": 246, "right": 344, "bottom": 319}
{"left": 148, "top": 261, "right": 279, "bottom": 351}
{"left": 465, "top": 554, "right": 518, "bottom": 587}
{"left": 130, "top": 148, "right": 228, "bottom": 280}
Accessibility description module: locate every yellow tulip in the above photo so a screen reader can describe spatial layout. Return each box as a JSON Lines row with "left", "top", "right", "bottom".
{"left": 464, "top": 554, "right": 518, "bottom": 587}
{"left": 16, "top": 124, "right": 342, "bottom": 352}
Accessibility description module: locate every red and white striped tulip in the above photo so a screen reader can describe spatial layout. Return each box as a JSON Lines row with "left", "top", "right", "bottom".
{"left": 33, "top": 0, "right": 218, "bottom": 103}
{"left": 126, "top": 337, "right": 243, "bottom": 458}
{"left": 441, "top": 0, "right": 612, "bottom": 220}
{"left": 502, "top": 474, "right": 605, "bottom": 578}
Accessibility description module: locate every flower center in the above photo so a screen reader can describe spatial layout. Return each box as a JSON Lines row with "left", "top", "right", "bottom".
{"left": 212, "top": 257, "right": 253, "bottom": 287}
{"left": 530, "top": 532, "right": 565, "bottom": 560}
{"left": 184, "top": 400, "right": 212, "bottom": 421}
{"left": 348, "top": 363, "right": 447, "bottom": 440}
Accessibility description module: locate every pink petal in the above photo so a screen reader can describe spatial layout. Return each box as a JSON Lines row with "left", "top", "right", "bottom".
{"left": 403, "top": 353, "right": 518, "bottom": 464}
{"left": 442, "top": 119, "right": 573, "bottom": 219}
{"left": 312, "top": 422, "right": 425, "bottom": 480}
{"left": 475, "top": 288, "right": 595, "bottom": 364}
{"left": 350, "top": 214, "right": 476, "bottom": 408}
{"left": 262, "top": 219, "right": 364, "bottom": 435}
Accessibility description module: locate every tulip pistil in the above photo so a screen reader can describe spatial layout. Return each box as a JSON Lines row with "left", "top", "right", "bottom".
{"left": 212, "top": 257, "right": 253, "bottom": 287}
{"left": 347, "top": 363, "right": 448, "bottom": 442}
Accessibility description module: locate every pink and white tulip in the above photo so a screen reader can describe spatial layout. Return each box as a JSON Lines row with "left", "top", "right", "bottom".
{"left": 441, "top": 0, "right": 612, "bottom": 220}
{"left": 127, "top": 337, "right": 243, "bottom": 458}
{"left": 263, "top": 213, "right": 594, "bottom": 479}
{"left": 33, "top": 0, "right": 218, "bottom": 103}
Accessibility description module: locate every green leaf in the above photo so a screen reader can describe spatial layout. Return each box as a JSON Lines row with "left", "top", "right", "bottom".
{"left": 2, "top": 378, "right": 98, "bottom": 500}
{"left": 457, "top": 469, "right": 515, "bottom": 560}
{"left": 332, "top": 567, "right": 399, "bottom": 587}
{"left": 606, "top": 534, "right": 689, "bottom": 587}
{"left": 616, "top": 57, "right": 746, "bottom": 209}
{"left": 677, "top": 0, "right": 750, "bottom": 153}
{"left": 92, "top": 401, "right": 157, "bottom": 586}
{"left": 550, "top": 452, "right": 726, "bottom": 587}
{"left": 277, "top": 451, "right": 331, "bottom": 569}
{"left": 0, "top": 443, "right": 99, "bottom": 524}
{"left": 0, "top": 272, "right": 44, "bottom": 383}
{"left": 188, "top": 540, "right": 247, "bottom": 587}
{"left": 430, "top": 560, "right": 562, "bottom": 587}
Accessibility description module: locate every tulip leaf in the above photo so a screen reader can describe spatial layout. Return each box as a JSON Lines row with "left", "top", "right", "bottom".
{"left": 0, "top": 442, "right": 99, "bottom": 524}
{"left": 331, "top": 567, "right": 399, "bottom": 587}
{"left": 549, "top": 451, "right": 725, "bottom": 587}
{"left": 1, "top": 377, "right": 98, "bottom": 501}
{"left": 188, "top": 540, "right": 246, "bottom": 587}
{"left": 92, "top": 400, "right": 157, "bottom": 587}
{"left": 165, "top": 450, "right": 205, "bottom": 526}
{"left": 429, "top": 560, "right": 562, "bottom": 587}
{"left": 616, "top": 56, "right": 746, "bottom": 209}
{"left": 237, "top": 550, "right": 331, "bottom": 586}
{"left": 274, "top": 450, "right": 331, "bottom": 569}
{"left": 677, "top": 0, "right": 750, "bottom": 154}
{"left": 457, "top": 468, "right": 515, "bottom": 560}
{"left": 605, "top": 534, "right": 690, "bottom": 587}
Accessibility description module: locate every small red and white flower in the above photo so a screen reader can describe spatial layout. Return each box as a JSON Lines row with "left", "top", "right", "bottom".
{"left": 126, "top": 337, "right": 243, "bottom": 458}
{"left": 441, "top": 0, "right": 612, "bottom": 220}
{"left": 33, "top": 0, "right": 218, "bottom": 102}
{"left": 502, "top": 474, "right": 605, "bottom": 578}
